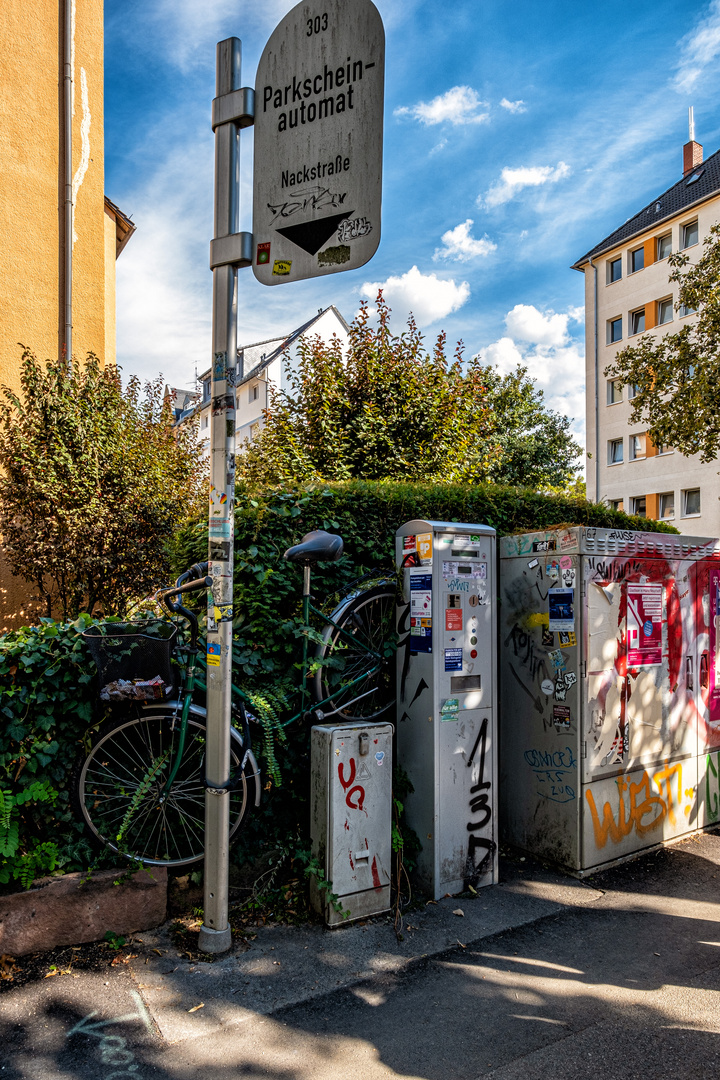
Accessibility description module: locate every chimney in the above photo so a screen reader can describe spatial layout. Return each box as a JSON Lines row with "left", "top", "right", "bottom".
{"left": 683, "top": 106, "right": 703, "bottom": 175}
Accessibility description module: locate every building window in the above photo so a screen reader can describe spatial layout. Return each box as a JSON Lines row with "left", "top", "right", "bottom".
{"left": 679, "top": 302, "right": 698, "bottom": 317}
{"left": 683, "top": 488, "right": 701, "bottom": 516}
{"left": 607, "top": 379, "right": 623, "bottom": 404}
{"left": 610, "top": 499, "right": 624, "bottom": 512}
{"left": 249, "top": 422, "right": 261, "bottom": 441}
{"left": 681, "top": 220, "right": 699, "bottom": 249}
{"left": 202, "top": 415, "right": 209, "bottom": 429}
{"left": 628, "top": 383, "right": 640, "bottom": 399}
{"left": 657, "top": 233, "right": 672, "bottom": 260}
{"left": 607, "top": 317, "right": 622, "bottom": 344}
{"left": 630, "top": 308, "right": 646, "bottom": 335}
{"left": 202, "top": 379, "right": 211, "bottom": 402}
{"left": 657, "top": 298, "right": 673, "bottom": 325}
{"left": 250, "top": 383, "right": 259, "bottom": 402}
{"left": 607, "top": 257, "right": 622, "bottom": 283}
{"left": 632, "top": 496, "right": 647, "bottom": 517}
{"left": 608, "top": 438, "right": 623, "bottom": 465}
{"left": 629, "top": 247, "right": 644, "bottom": 273}
{"left": 629, "top": 434, "right": 645, "bottom": 460}
{"left": 659, "top": 492, "right": 675, "bottom": 519}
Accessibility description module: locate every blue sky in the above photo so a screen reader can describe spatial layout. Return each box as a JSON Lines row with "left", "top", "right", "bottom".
{"left": 105, "top": 0, "right": 720, "bottom": 449}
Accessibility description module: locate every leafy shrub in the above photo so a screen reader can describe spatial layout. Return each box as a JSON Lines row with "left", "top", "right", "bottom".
{"left": 171, "top": 479, "right": 676, "bottom": 868}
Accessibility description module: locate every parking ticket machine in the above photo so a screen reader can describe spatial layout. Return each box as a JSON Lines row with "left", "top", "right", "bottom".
{"left": 395, "top": 519, "right": 498, "bottom": 898}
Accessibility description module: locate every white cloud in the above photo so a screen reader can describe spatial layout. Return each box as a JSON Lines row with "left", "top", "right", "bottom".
{"left": 359, "top": 266, "right": 470, "bottom": 328}
{"left": 394, "top": 86, "right": 489, "bottom": 126}
{"left": 500, "top": 97, "right": 526, "bottom": 114}
{"left": 433, "top": 220, "right": 497, "bottom": 262}
{"left": 475, "top": 305, "right": 587, "bottom": 445}
{"left": 674, "top": 0, "right": 720, "bottom": 92}
{"left": 504, "top": 304, "right": 571, "bottom": 347}
{"left": 479, "top": 161, "right": 571, "bottom": 208}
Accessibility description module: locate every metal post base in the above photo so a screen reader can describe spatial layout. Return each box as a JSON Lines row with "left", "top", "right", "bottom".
{"left": 198, "top": 924, "right": 232, "bottom": 955}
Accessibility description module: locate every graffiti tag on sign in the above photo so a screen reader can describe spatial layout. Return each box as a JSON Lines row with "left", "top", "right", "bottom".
{"left": 338, "top": 757, "right": 367, "bottom": 814}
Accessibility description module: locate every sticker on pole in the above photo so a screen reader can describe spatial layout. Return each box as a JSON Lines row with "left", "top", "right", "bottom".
{"left": 206, "top": 642, "right": 222, "bottom": 667}
{"left": 252, "top": 0, "right": 384, "bottom": 285}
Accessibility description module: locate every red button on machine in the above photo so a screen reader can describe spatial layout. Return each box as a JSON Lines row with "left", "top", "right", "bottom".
{"left": 470, "top": 649, "right": 477, "bottom": 658}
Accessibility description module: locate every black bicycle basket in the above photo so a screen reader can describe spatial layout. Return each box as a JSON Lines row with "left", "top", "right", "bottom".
{"left": 81, "top": 622, "right": 177, "bottom": 698}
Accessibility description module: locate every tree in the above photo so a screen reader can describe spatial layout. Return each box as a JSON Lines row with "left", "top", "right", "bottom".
{"left": 239, "top": 296, "right": 581, "bottom": 489}
{"left": 0, "top": 349, "right": 205, "bottom": 618}
{"left": 607, "top": 222, "right": 720, "bottom": 462}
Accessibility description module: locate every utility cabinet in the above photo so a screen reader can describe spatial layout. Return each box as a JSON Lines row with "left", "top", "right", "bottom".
{"left": 499, "top": 526, "right": 719, "bottom": 875}
{"left": 396, "top": 519, "right": 498, "bottom": 899}
{"left": 310, "top": 722, "right": 393, "bottom": 926}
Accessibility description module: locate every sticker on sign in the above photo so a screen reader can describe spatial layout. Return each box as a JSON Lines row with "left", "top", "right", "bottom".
{"left": 252, "top": 0, "right": 384, "bottom": 285}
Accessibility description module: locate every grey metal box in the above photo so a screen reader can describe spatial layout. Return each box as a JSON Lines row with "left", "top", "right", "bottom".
{"left": 396, "top": 520, "right": 498, "bottom": 899}
{"left": 310, "top": 722, "right": 393, "bottom": 926}
{"left": 499, "top": 525, "right": 719, "bottom": 875}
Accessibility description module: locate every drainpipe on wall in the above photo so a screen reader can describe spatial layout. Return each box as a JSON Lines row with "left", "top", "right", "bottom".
{"left": 589, "top": 255, "right": 599, "bottom": 502}
{"left": 63, "top": 0, "right": 73, "bottom": 365}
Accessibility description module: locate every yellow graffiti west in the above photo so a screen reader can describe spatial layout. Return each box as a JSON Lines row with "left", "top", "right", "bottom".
{"left": 585, "top": 763, "right": 683, "bottom": 849}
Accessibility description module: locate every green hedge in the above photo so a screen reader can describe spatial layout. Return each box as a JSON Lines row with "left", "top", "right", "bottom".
{"left": 0, "top": 481, "right": 677, "bottom": 888}
{"left": 170, "top": 481, "right": 677, "bottom": 866}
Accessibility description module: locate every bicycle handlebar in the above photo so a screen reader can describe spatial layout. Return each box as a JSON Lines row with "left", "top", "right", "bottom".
{"left": 157, "top": 576, "right": 213, "bottom": 603}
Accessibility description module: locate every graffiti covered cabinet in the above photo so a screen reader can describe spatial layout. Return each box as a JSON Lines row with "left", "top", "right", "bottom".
{"left": 396, "top": 519, "right": 498, "bottom": 899}
{"left": 499, "top": 526, "right": 720, "bottom": 874}
{"left": 310, "top": 722, "right": 393, "bottom": 925}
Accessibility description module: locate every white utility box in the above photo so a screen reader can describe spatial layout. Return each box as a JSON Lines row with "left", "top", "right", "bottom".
{"left": 395, "top": 519, "right": 498, "bottom": 899}
{"left": 310, "top": 722, "right": 393, "bottom": 926}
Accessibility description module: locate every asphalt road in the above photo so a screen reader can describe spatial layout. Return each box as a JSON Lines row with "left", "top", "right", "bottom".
{"left": 3, "top": 835, "right": 720, "bottom": 1080}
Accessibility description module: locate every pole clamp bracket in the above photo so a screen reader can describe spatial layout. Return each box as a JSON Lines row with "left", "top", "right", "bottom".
{"left": 211, "top": 87, "right": 255, "bottom": 131}
{"left": 210, "top": 232, "right": 254, "bottom": 270}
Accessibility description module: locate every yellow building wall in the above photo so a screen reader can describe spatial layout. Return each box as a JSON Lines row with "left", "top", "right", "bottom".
{"left": 0, "top": 0, "right": 111, "bottom": 630}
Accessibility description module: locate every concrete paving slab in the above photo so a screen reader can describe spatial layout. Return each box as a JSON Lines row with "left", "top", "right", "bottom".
{"left": 129, "top": 860, "right": 603, "bottom": 1043}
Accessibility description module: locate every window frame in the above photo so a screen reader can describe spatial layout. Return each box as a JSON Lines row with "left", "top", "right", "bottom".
{"left": 609, "top": 498, "right": 624, "bottom": 512}
{"left": 608, "top": 438, "right": 624, "bottom": 465}
{"left": 629, "top": 434, "right": 645, "bottom": 461}
{"left": 681, "top": 220, "right": 699, "bottom": 250}
{"left": 632, "top": 496, "right": 647, "bottom": 517}
{"left": 656, "top": 297, "right": 673, "bottom": 325}
{"left": 607, "top": 378, "right": 623, "bottom": 405}
{"left": 683, "top": 488, "right": 701, "bottom": 517}
{"left": 630, "top": 307, "right": 646, "bottom": 336}
{"left": 658, "top": 492, "right": 675, "bottom": 519}
{"left": 629, "top": 247, "right": 645, "bottom": 274}
{"left": 250, "top": 383, "right": 259, "bottom": 403}
{"left": 656, "top": 233, "right": 672, "bottom": 261}
{"left": 607, "top": 317, "right": 622, "bottom": 344}
{"left": 607, "top": 257, "right": 622, "bottom": 284}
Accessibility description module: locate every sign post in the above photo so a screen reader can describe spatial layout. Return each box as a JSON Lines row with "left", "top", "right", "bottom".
{"left": 198, "top": 38, "right": 253, "bottom": 956}
{"left": 199, "top": 0, "right": 383, "bottom": 955}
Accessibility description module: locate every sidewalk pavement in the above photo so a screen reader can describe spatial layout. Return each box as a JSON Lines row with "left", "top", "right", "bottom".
{"left": 3, "top": 832, "right": 720, "bottom": 1079}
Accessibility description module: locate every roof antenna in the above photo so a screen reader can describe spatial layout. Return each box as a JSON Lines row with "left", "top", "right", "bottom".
{"left": 689, "top": 105, "right": 695, "bottom": 143}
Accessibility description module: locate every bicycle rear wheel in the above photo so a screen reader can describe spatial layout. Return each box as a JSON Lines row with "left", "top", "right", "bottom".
{"left": 74, "top": 708, "right": 255, "bottom": 868}
{"left": 313, "top": 583, "right": 396, "bottom": 721}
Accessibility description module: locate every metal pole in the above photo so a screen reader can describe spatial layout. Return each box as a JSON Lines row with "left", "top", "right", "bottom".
{"left": 197, "top": 36, "right": 242, "bottom": 956}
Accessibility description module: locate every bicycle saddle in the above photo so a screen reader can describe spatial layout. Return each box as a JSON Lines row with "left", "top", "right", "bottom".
{"left": 283, "top": 530, "right": 344, "bottom": 565}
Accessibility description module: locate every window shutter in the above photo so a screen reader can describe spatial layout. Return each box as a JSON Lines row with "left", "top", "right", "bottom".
{"left": 646, "top": 493, "right": 659, "bottom": 520}
{"left": 644, "top": 238, "right": 655, "bottom": 268}
{"left": 645, "top": 302, "right": 656, "bottom": 330}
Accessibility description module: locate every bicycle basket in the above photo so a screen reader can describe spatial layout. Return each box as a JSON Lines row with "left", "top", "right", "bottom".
{"left": 81, "top": 622, "right": 177, "bottom": 700}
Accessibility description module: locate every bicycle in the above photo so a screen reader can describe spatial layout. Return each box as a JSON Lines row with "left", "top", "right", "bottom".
{"left": 73, "top": 530, "right": 396, "bottom": 868}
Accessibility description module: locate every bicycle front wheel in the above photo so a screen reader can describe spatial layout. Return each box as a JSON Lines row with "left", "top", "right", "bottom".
{"left": 74, "top": 710, "right": 253, "bottom": 867}
{"left": 313, "top": 583, "right": 397, "bottom": 721}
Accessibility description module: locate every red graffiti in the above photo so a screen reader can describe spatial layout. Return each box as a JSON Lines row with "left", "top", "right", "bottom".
{"left": 345, "top": 785, "right": 366, "bottom": 811}
{"left": 371, "top": 855, "right": 381, "bottom": 889}
{"left": 338, "top": 758, "right": 356, "bottom": 790}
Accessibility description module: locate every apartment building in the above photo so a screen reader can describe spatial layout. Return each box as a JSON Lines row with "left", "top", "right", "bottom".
{"left": 194, "top": 305, "right": 350, "bottom": 454}
{"left": 572, "top": 125, "right": 720, "bottom": 536}
{"left": 1, "top": 0, "right": 134, "bottom": 629}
